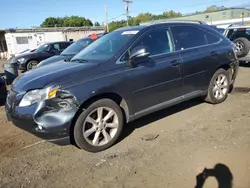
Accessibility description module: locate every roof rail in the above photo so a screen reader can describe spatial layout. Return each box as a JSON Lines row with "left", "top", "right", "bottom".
{"left": 141, "top": 19, "right": 207, "bottom": 25}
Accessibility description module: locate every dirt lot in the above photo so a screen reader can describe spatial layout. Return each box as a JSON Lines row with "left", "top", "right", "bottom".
{"left": 0, "top": 60, "right": 250, "bottom": 188}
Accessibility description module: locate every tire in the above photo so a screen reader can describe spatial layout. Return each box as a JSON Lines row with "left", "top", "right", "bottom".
{"left": 26, "top": 60, "right": 39, "bottom": 71}
{"left": 205, "top": 69, "right": 230, "bottom": 104}
{"left": 234, "top": 37, "right": 250, "bottom": 58}
{"left": 73, "top": 99, "right": 124, "bottom": 152}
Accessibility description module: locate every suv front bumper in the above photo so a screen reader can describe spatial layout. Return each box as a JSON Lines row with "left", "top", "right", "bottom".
{"left": 5, "top": 89, "right": 79, "bottom": 143}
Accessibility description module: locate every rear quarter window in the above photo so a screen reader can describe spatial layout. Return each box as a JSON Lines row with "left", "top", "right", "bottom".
{"left": 171, "top": 26, "right": 221, "bottom": 50}
{"left": 205, "top": 32, "right": 221, "bottom": 44}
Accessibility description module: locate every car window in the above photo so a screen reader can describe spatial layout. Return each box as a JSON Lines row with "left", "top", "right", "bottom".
{"left": 120, "top": 28, "right": 174, "bottom": 62}
{"left": 132, "top": 28, "right": 174, "bottom": 56}
{"left": 226, "top": 28, "right": 250, "bottom": 41}
{"left": 48, "top": 44, "right": 60, "bottom": 52}
{"left": 171, "top": 26, "right": 208, "bottom": 50}
{"left": 205, "top": 32, "right": 221, "bottom": 44}
{"left": 61, "top": 38, "right": 93, "bottom": 55}
{"left": 34, "top": 44, "right": 49, "bottom": 52}
{"left": 72, "top": 30, "right": 135, "bottom": 61}
{"left": 60, "top": 42, "right": 71, "bottom": 50}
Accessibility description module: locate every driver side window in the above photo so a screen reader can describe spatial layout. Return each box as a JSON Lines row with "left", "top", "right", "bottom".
{"left": 120, "top": 28, "right": 174, "bottom": 62}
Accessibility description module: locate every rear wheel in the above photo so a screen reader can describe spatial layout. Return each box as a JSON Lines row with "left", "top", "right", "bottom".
{"left": 73, "top": 99, "right": 124, "bottom": 152}
{"left": 26, "top": 60, "right": 39, "bottom": 71}
{"left": 205, "top": 69, "right": 230, "bottom": 104}
{"left": 234, "top": 37, "right": 250, "bottom": 58}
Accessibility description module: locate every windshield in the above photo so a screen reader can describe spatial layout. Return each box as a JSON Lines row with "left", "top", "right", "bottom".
{"left": 61, "top": 38, "right": 93, "bottom": 55}
{"left": 72, "top": 30, "right": 137, "bottom": 62}
{"left": 35, "top": 44, "right": 49, "bottom": 53}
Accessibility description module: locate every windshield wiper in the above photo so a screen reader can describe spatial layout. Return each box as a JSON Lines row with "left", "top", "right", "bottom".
{"left": 71, "top": 59, "right": 89, "bottom": 63}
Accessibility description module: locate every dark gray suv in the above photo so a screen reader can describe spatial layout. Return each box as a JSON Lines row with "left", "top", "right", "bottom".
{"left": 6, "top": 22, "right": 239, "bottom": 152}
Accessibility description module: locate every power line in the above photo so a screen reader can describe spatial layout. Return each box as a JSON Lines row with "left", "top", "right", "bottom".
{"left": 108, "top": 14, "right": 126, "bottom": 21}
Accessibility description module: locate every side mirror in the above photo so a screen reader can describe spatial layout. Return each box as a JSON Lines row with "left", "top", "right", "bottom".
{"left": 130, "top": 46, "right": 150, "bottom": 66}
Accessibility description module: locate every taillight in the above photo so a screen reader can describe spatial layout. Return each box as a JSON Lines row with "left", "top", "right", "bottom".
{"left": 237, "top": 28, "right": 246, "bottom": 32}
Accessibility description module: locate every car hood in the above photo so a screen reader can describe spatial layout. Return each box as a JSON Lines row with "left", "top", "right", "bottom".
{"left": 14, "top": 52, "right": 39, "bottom": 60}
{"left": 12, "top": 61, "right": 100, "bottom": 92}
{"left": 39, "top": 54, "right": 74, "bottom": 67}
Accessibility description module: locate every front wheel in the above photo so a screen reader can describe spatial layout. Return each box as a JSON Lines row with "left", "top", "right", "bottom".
{"left": 73, "top": 99, "right": 124, "bottom": 152}
{"left": 205, "top": 69, "right": 230, "bottom": 104}
{"left": 26, "top": 60, "right": 39, "bottom": 71}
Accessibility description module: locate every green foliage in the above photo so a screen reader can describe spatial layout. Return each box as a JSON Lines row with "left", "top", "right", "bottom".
{"left": 204, "top": 5, "right": 226, "bottom": 13}
{"left": 108, "top": 10, "right": 183, "bottom": 31}
{"left": 40, "top": 16, "right": 93, "bottom": 27}
{"left": 40, "top": 5, "right": 227, "bottom": 30}
{"left": 94, "top": 22, "right": 101, "bottom": 26}
{"left": 109, "top": 20, "right": 127, "bottom": 32}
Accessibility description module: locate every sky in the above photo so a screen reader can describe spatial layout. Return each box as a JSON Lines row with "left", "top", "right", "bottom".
{"left": 0, "top": 0, "right": 250, "bottom": 28}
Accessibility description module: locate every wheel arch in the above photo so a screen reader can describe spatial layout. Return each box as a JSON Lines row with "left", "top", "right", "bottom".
{"left": 69, "top": 92, "right": 130, "bottom": 144}
{"left": 216, "top": 64, "right": 230, "bottom": 71}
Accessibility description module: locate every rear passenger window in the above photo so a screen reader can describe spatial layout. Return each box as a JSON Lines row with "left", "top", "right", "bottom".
{"left": 131, "top": 28, "right": 174, "bottom": 56}
{"left": 171, "top": 26, "right": 207, "bottom": 50}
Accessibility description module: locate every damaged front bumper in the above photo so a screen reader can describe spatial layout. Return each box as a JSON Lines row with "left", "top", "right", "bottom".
{"left": 5, "top": 89, "right": 79, "bottom": 143}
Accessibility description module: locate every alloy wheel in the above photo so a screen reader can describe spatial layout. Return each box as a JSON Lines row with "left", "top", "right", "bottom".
{"left": 236, "top": 42, "right": 244, "bottom": 53}
{"left": 213, "top": 74, "right": 228, "bottom": 100}
{"left": 27, "top": 61, "right": 38, "bottom": 70}
{"left": 82, "top": 107, "right": 119, "bottom": 146}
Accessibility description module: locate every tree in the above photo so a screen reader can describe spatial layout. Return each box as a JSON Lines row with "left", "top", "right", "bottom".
{"left": 94, "top": 22, "right": 101, "bottom": 26}
{"left": 204, "top": 5, "right": 226, "bottom": 13}
{"left": 40, "top": 16, "right": 93, "bottom": 27}
{"left": 40, "top": 17, "right": 59, "bottom": 27}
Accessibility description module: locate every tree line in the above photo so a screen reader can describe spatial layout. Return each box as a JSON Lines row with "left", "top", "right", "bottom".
{"left": 40, "top": 5, "right": 226, "bottom": 31}
{"left": 40, "top": 16, "right": 100, "bottom": 27}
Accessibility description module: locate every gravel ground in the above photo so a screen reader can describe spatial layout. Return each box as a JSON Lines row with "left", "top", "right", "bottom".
{"left": 0, "top": 60, "right": 250, "bottom": 188}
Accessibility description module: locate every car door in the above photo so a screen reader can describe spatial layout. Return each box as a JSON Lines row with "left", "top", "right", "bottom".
{"left": 124, "top": 27, "right": 183, "bottom": 115}
{"left": 171, "top": 25, "right": 222, "bottom": 95}
{"left": 38, "top": 43, "right": 60, "bottom": 61}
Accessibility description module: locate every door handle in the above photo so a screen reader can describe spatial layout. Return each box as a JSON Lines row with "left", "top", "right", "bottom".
{"left": 170, "top": 60, "right": 181, "bottom": 67}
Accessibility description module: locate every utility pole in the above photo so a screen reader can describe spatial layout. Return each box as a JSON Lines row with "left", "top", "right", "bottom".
{"left": 123, "top": 0, "right": 132, "bottom": 26}
{"left": 241, "top": 12, "right": 244, "bottom": 25}
{"left": 104, "top": 4, "right": 109, "bottom": 32}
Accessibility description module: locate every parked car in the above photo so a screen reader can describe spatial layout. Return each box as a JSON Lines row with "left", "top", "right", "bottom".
{"left": 217, "top": 28, "right": 225, "bottom": 34}
{"left": 223, "top": 25, "right": 250, "bottom": 63}
{"left": 0, "top": 77, "right": 7, "bottom": 102}
{"left": 38, "top": 34, "right": 103, "bottom": 67}
{"left": 6, "top": 22, "right": 239, "bottom": 152}
{"left": 10, "top": 41, "right": 73, "bottom": 71}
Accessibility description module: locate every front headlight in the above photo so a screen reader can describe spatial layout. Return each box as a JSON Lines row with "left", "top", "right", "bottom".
{"left": 19, "top": 87, "right": 58, "bottom": 107}
{"left": 17, "top": 58, "right": 25, "bottom": 63}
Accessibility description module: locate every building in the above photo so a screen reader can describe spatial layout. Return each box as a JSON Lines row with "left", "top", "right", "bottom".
{"left": 141, "top": 8, "right": 250, "bottom": 28}
{"left": 0, "top": 29, "right": 8, "bottom": 59}
{"left": 4, "top": 26, "right": 104, "bottom": 58}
